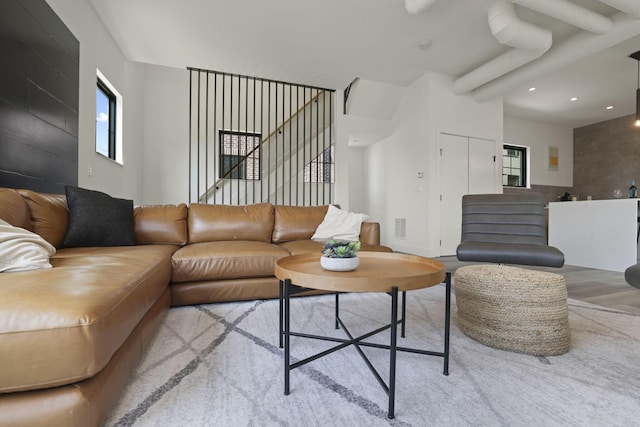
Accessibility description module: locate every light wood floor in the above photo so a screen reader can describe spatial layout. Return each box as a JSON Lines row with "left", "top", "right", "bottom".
{"left": 435, "top": 256, "right": 640, "bottom": 315}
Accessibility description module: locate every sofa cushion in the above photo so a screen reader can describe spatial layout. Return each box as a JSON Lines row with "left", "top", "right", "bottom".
{"left": 188, "top": 203, "right": 274, "bottom": 244}
{"left": 18, "top": 189, "right": 68, "bottom": 248}
{"left": 311, "top": 205, "right": 370, "bottom": 242}
{"left": 0, "top": 188, "right": 31, "bottom": 230}
{"left": 272, "top": 205, "right": 328, "bottom": 243}
{"left": 277, "top": 240, "right": 325, "bottom": 255}
{"left": 277, "top": 240, "right": 393, "bottom": 256}
{"left": 0, "top": 245, "right": 176, "bottom": 393}
{"left": 0, "top": 219, "right": 56, "bottom": 272}
{"left": 62, "top": 186, "right": 136, "bottom": 248}
{"left": 171, "top": 240, "right": 290, "bottom": 283}
{"left": 134, "top": 204, "right": 188, "bottom": 245}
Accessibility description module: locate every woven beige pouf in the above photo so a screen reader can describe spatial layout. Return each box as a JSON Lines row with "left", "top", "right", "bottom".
{"left": 454, "top": 264, "right": 570, "bottom": 356}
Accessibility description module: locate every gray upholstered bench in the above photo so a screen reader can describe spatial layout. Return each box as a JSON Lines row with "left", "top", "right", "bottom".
{"left": 454, "top": 264, "right": 570, "bottom": 356}
{"left": 456, "top": 193, "right": 565, "bottom": 268}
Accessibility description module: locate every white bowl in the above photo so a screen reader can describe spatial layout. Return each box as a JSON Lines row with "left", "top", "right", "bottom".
{"left": 320, "top": 256, "right": 360, "bottom": 272}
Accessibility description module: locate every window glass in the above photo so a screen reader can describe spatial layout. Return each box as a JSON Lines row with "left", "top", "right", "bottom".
{"left": 304, "top": 145, "right": 334, "bottom": 183}
{"left": 219, "top": 131, "right": 261, "bottom": 180}
{"left": 503, "top": 145, "right": 526, "bottom": 187}
{"left": 96, "top": 75, "right": 118, "bottom": 161}
{"left": 96, "top": 84, "right": 112, "bottom": 158}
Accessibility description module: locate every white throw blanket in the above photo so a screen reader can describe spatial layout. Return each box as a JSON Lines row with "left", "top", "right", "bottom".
{"left": 0, "top": 219, "right": 56, "bottom": 272}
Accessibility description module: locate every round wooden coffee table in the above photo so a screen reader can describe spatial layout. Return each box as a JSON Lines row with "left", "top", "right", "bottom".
{"left": 275, "top": 251, "right": 450, "bottom": 419}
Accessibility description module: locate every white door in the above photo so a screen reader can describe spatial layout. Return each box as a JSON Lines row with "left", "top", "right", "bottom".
{"left": 469, "top": 137, "right": 496, "bottom": 194}
{"left": 440, "top": 134, "right": 469, "bottom": 255}
{"left": 440, "top": 134, "right": 496, "bottom": 256}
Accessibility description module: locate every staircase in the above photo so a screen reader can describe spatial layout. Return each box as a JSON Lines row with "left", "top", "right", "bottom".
{"left": 199, "top": 90, "right": 334, "bottom": 206}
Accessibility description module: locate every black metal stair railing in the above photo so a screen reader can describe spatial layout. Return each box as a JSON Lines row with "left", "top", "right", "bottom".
{"left": 188, "top": 68, "right": 336, "bottom": 207}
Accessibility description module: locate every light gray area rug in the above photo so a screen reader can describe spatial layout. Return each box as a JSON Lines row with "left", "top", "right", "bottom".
{"left": 104, "top": 285, "right": 640, "bottom": 426}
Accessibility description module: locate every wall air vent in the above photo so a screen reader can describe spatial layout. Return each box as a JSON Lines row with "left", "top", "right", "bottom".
{"left": 395, "top": 218, "right": 406, "bottom": 239}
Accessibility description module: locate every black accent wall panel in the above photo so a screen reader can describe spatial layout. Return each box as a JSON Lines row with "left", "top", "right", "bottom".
{"left": 0, "top": 0, "right": 79, "bottom": 194}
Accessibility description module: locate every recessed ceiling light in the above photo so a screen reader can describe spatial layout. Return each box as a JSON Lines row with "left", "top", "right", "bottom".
{"left": 570, "top": 97, "right": 578, "bottom": 101}
{"left": 528, "top": 87, "right": 536, "bottom": 92}
{"left": 606, "top": 105, "right": 614, "bottom": 110}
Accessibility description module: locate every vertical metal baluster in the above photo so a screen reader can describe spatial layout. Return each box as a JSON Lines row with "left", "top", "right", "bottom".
{"left": 295, "top": 85, "right": 299, "bottom": 206}
{"left": 322, "top": 91, "right": 327, "bottom": 205}
{"left": 204, "top": 73, "right": 209, "bottom": 204}
{"left": 316, "top": 89, "right": 319, "bottom": 206}
{"left": 289, "top": 84, "right": 292, "bottom": 205}
{"left": 245, "top": 76, "right": 248, "bottom": 204}
{"left": 253, "top": 77, "right": 256, "bottom": 204}
{"left": 260, "top": 79, "right": 264, "bottom": 202}
{"left": 212, "top": 73, "right": 217, "bottom": 204}
{"left": 228, "top": 74, "right": 233, "bottom": 205}
{"left": 328, "top": 92, "right": 333, "bottom": 203}
{"left": 236, "top": 75, "right": 241, "bottom": 205}
{"left": 196, "top": 71, "right": 201, "bottom": 204}
{"left": 220, "top": 74, "right": 225, "bottom": 205}
{"left": 188, "top": 69, "right": 193, "bottom": 203}
{"left": 278, "top": 83, "right": 282, "bottom": 204}
{"left": 235, "top": 76, "right": 246, "bottom": 205}
{"left": 303, "top": 87, "right": 307, "bottom": 206}
{"left": 268, "top": 82, "right": 271, "bottom": 203}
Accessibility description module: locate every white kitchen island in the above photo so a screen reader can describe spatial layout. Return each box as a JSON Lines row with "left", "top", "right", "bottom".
{"left": 548, "top": 198, "right": 639, "bottom": 272}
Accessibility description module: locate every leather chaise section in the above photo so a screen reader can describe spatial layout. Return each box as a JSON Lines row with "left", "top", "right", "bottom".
{"left": 0, "top": 245, "right": 176, "bottom": 393}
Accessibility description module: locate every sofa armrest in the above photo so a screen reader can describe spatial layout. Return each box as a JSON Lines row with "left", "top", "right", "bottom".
{"left": 359, "top": 222, "right": 380, "bottom": 246}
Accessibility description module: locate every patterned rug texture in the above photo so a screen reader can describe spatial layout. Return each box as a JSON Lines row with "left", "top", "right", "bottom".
{"left": 104, "top": 285, "right": 640, "bottom": 426}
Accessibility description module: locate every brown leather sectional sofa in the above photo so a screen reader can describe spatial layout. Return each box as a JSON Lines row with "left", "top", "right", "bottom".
{"left": 0, "top": 188, "right": 391, "bottom": 427}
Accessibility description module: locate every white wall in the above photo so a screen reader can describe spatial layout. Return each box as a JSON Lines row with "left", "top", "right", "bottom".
{"left": 141, "top": 64, "right": 189, "bottom": 205}
{"left": 504, "top": 116, "right": 573, "bottom": 187}
{"left": 140, "top": 66, "right": 341, "bottom": 206}
{"left": 46, "top": 0, "right": 145, "bottom": 203}
{"left": 364, "top": 72, "right": 503, "bottom": 256}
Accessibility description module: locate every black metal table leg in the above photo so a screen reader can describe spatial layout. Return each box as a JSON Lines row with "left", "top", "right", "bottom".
{"left": 388, "top": 286, "right": 398, "bottom": 419}
{"left": 444, "top": 272, "right": 451, "bottom": 376}
{"left": 284, "top": 279, "right": 291, "bottom": 395}
{"left": 335, "top": 293, "right": 340, "bottom": 329}
{"left": 401, "top": 291, "right": 406, "bottom": 338}
{"left": 281, "top": 273, "right": 452, "bottom": 417}
{"left": 279, "top": 280, "right": 284, "bottom": 349}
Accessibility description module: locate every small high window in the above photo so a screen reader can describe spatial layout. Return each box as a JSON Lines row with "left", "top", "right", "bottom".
{"left": 95, "top": 70, "right": 123, "bottom": 164}
{"left": 503, "top": 145, "right": 527, "bottom": 187}
{"left": 219, "top": 131, "right": 261, "bottom": 180}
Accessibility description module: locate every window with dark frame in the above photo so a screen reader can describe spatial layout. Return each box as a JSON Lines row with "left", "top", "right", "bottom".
{"left": 96, "top": 79, "right": 116, "bottom": 160}
{"left": 304, "top": 145, "right": 334, "bottom": 183}
{"left": 502, "top": 145, "right": 527, "bottom": 187}
{"left": 219, "top": 131, "right": 261, "bottom": 180}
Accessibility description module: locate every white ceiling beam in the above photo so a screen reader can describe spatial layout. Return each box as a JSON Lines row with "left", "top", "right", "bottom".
{"left": 514, "top": 0, "right": 613, "bottom": 34}
{"left": 599, "top": 0, "right": 640, "bottom": 19}
{"left": 472, "top": 13, "right": 640, "bottom": 102}
{"left": 453, "top": 1, "right": 551, "bottom": 94}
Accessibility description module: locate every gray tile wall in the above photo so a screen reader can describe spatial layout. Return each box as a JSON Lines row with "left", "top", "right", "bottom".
{"left": 573, "top": 114, "right": 640, "bottom": 201}
{"left": 504, "top": 184, "right": 573, "bottom": 206}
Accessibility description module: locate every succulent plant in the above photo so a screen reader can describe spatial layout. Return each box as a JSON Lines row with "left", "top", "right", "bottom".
{"left": 321, "top": 239, "right": 361, "bottom": 258}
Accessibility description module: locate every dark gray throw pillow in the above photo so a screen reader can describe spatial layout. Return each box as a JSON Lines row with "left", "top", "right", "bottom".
{"left": 62, "top": 185, "right": 136, "bottom": 247}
